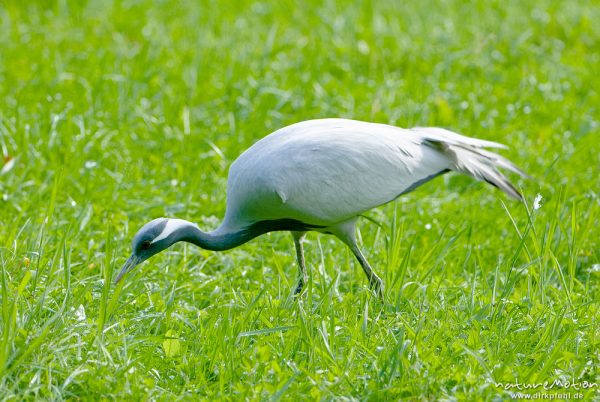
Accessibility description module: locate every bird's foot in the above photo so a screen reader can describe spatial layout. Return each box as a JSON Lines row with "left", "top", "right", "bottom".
{"left": 369, "top": 276, "right": 384, "bottom": 299}
{"left": 293, "top": 276, "right": 308, "bottom": 297}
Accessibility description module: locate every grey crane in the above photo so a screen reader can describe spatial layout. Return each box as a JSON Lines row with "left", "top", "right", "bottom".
{"left": 115, "top": 118, "right": 527, "bottom": 297}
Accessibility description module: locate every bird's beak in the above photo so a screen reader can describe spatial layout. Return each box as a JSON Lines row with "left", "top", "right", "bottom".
{"left": 114, "top": 254, "right": 141, "bottom": 284}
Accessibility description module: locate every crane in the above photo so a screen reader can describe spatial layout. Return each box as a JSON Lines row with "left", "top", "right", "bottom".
{"left": 114, "top": 118, "right": 527, "bottom": 297}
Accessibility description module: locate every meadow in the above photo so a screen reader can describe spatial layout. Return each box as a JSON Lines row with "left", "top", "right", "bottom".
{"left": 0, "top": 0, "right": 598, "bottom": 399}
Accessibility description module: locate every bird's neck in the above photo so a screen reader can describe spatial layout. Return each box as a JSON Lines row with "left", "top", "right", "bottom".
{"left": 178, "top": 224, "right": 261, "bottom": 251}
{"left": 177, "top": 219, "right": 319, "bottom": 251}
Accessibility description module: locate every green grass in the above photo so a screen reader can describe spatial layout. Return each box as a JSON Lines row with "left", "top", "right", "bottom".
{"left": 1, "top": 0, "right": 599, "bottom": 399}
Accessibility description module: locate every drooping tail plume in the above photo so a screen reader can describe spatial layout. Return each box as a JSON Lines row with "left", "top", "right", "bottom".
{"left": 413, "top": 127, "right": 529, "bottom": 201}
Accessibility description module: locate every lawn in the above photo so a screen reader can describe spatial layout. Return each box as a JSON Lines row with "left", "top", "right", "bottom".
{"left": 0, "top": 0, "right": 598, "bottom": 400}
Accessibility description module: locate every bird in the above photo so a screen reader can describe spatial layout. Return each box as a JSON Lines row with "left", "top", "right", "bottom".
{"left": 114, "top": 118, "right": 527, "bottom": 297}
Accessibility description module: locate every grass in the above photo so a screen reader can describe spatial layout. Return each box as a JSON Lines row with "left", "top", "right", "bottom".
{"left": 0, "top": 0, "right": 598, "bottom": 399}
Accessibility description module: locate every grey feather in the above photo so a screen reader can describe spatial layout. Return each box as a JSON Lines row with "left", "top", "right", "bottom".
{"left": 424, "top": 139, "right": 528, "bottom": 201}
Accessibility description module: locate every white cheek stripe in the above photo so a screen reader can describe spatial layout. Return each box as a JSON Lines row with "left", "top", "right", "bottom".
{"left": 151, "top": 219, "right": 197, "bottom": 244}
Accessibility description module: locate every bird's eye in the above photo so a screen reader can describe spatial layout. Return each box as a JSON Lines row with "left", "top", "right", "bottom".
{"left": 140, "top": 240, "right": 152, "bottom": 250}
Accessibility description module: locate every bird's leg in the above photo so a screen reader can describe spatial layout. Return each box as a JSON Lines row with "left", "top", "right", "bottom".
{"left": 291, "top": 231, "right": 307, "bottom": 295}
{"left": 348, "top": 242, "right": 384, "bottom": 298}
{"left": 330, "top": 219, "right": 384, "bottom": 298}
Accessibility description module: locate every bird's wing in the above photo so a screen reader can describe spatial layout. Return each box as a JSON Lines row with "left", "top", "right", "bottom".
{"left": 410, "top": 126, "right": 508, "bottom": 149}
{"left": 223, "top": 119, "right": 451, "bottom": 227}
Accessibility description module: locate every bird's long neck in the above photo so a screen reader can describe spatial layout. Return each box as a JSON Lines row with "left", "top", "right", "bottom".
{"left": 179, "top": 224, "right": 260, "bottom": 251}
{"left": 176, "top": 219, "right": 323, "bottom": 251}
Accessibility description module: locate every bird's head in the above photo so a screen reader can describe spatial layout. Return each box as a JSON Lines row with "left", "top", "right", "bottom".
{"left": 114, "top": 218, "right": 198, "bottom": 284}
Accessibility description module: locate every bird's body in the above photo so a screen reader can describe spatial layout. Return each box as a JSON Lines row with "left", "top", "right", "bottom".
{"left": 116, "top": 118, "right": 527, "bottom": 296}
{"left": 222, "top": 119, "right": 449, "bottom": 229}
